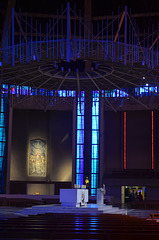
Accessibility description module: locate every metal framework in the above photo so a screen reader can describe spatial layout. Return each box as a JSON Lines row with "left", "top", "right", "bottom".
{"left": 0, "top": 1, "right": 159, "bottom": 194}
{"left": 0, "top": 2, "right": 158, "bottom": 111}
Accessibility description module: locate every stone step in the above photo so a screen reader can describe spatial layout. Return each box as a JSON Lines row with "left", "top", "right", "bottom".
{"left": 15, "top": 204, "right": 125, "bottom": 217}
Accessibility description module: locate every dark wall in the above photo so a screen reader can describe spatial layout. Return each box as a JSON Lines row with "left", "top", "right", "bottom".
{"left": 104, "top": 111, "right": 122, "bottom": 171}
{"left": 48, "top": 111, "right": 73, "bottom": 181}
{"left": 104, "top": 110, "right": 152, "bottom": 172}
{"left": 127, "top": 111, "right": 151, "bottom": 169}
{"left": 10, "top": 109, "right": 72, "bottom": 182}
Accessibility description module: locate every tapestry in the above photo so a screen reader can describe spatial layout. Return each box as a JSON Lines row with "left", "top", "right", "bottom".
{"left": 29, "top": 139, "right": 47, "bottom": 177}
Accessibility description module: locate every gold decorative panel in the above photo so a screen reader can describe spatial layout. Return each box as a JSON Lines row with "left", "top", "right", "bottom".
{"left": 28, "top": 139, "right": 47, "bottom": 177}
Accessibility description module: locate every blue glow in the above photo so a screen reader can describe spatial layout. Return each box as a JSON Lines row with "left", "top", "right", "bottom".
{"left": 58, "top": 90, "right": 66, "bottom": 97}
{"left": 76, "top": 91, "right": 85, "bottom": 186}
{"left": 91, "top": 91, "right": 99, "bottom": 196}
{"left": 8, "top": 86, "right": 76, "bottom": 98}
{"left": 31, "top": 88, "right": 38, "bottom": 95}
{"left": 10, "top": 85, "right": 16, "bottom": 94}
{"left": 92, "top": 145, "right": 99, "bottom": 159}
{"left": 77, "top": 116, "right": 84, "bottom": 129}
{"left": 120, "top": 89, "right": 129, "bottom": 97}
{"left": 111, "top": 90, "right": 116, "bottom": 97}
{"left": 8, "top": 84, "right": 159, "bottom": 99}
{"left": 0, "top": 62, "right": 2, "bottom": 67}
{"left": 140, "top": 86, "right": 148, "bottom": 94}
{"left": 149, "top": 86, "right": 157, "bottom": 95}
{"left": 105, "top": 90, "right": 110, "bottom": 97}
{"left": 33, "top": 55, "right": 36, "bottom": 60}
{"left": 76, "top": 145, "right": 84, "bottom": 158}
{"left": 76, "top": 159, "right": 84, "bottom": 173}
{"left": 77, "top": 130, "right": 84, "bottom": 144}
{"left": 67, "top": 90, "right": 76, "bottom": 97}
{"left": 92, "top": 116, "right": 99, "bottom": 129}
{"left": 0, "top": 90, "right": 7, "bottom": 193}
{"left": 92, "top": 131, "right": 99, "bottom": 144}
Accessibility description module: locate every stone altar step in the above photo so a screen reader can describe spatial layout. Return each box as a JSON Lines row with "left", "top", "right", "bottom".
{"left": 15, "top": 204, "right": 126, "bottom": 217}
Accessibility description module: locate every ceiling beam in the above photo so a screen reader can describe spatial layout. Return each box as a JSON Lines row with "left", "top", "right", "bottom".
{"left": 1, "top": 0, "right": 16, "bottom": 47}
{"left": 14, "top": 11, "right": 159, "bottom": 21}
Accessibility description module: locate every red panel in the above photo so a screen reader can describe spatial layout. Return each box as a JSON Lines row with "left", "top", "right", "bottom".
{"left": 124, "top": 112, "right": 126, "bottom": 169}
{"left": 152, "top": 111, "right": 154, "bottom": 169}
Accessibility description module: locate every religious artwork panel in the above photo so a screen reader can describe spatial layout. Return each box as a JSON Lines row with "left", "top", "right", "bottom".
{"left": 28, "top": 139, "right": 47, "bottom": 177}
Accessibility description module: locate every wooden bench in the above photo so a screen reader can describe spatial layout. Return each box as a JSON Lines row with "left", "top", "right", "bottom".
{"left": 1, "top": 212, "right": 159, "bottom": 240}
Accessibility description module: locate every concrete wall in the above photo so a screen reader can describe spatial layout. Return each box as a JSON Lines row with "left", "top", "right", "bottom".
{"left": 127, "top": 111, "right": 151, "bottom": 169}
{"left": 104, "top": 111, "right": 122, "bottom": 171}
{"left": 10, "top": 109, "right": 73, "bottom": 182}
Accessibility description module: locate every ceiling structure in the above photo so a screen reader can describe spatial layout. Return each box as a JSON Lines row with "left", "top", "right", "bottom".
{"left": 0, "top": 0, "right": 159, "bottom": 111}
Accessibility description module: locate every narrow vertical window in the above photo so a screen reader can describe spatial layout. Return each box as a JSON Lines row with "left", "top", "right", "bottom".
{"left": 76, "top": 91, "right": 85, "bottom": 186}
{"left": 0, "top": 84, "right": 7, "bottom": 193}
{"left": 91, "top": 91, "right": 99, "bottom": 195}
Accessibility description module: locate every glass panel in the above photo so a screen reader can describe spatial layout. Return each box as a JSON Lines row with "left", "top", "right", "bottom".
{"left": 92, "top": 116, "right": 99, "bottom": 130}
{"left": 76, "top": 145, "right": 84, "bottom": 158}
{"left": 77, "top": 116, "right": 84, "bottom": 130}
{"left": 92, "top": 145, "right": 99, "bottom": 159}
{"left": 92, "top": 131, "right": 99, "bottom": 144}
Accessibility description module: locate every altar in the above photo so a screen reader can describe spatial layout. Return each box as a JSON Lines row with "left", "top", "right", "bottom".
{"left": 60, "top": 189, "right": 88, "bottom": 207}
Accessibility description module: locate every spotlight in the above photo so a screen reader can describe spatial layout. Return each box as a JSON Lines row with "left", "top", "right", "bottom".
{"left": 143, "top": 76, "right": 145, "bottom": 80}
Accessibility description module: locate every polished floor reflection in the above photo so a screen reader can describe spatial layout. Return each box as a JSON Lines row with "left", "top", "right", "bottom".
{"left": 0, "top": 204, "right": 159, "bottom": 220}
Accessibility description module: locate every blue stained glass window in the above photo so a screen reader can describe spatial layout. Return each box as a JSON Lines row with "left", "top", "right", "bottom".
{"left": 120, "top": 89, "right": 129, "bottom": 97}
{"left": 76, "top": 174, "right": 83, "bottom": 185}
{"left": 92, "top": 102, "right": 99, "bottom": 115}
{"left": 92, "top": 130, "right": 99, "bottom": 144}
{"left": 92, "top": 145, "right": 99, "bottom": 159}
{"left": 67, "top": 90, "right": 76, "bottom": 97}
{"left": 2, "top": 85, "right": 8, "bottom": 93}
{"left": 105, "top": 90, "right": 110, "bottom": 97}
{"left": 77, "top": 130, "right": 84, "bottom": 144}
{"left": 77, "top": 102, "right": 85, "bottom": 116}
{"left": 140, "top": 86, "right": 148, "bottom": 96}
{"left": 135, "top": 87, "right": 140, "bottom": 96}
{"left": 111, "top": 89, "right": 116, "bottom": 97}
{"left": 91, "top": 91, "right": 99, "bottom": 196}
{"left": 76, "top": 92, "right": 85, "bottom": 186}
{"left": 92, "top": 116, "right": 99, "bottom": 130}
{"left": 58, "top": 90, "right": 66, "bottom": 97}
{"left": 21, "top": 86, "right": 31, "bottom": 95}
{"left": 50, "top": 90, "right": 54, "bottom": 96}
{"left": 76, "top": 145, "right": 84, "bottom": 158}
{"left": 0, "top": 157, "right": 3, "bottom": 168}
{"left": 91, "top": 160, "right": 99, "bottom": 173}
{"left": 149, "top": 86, "right": 157, "bottom": 95}
{"left": 0, "top": 116, "right": 4, "bottom": 127}
{"left": 77, "top": 116, "right": 84, "bottom": 129}
{"left": 0, "top": 89, "right": 7, "bottom": 193}
{"left": 31, "top": 88, "right": 38, "bottom": 95}
{"left": 76, "top": 159, "right": 84, "bottom": 173}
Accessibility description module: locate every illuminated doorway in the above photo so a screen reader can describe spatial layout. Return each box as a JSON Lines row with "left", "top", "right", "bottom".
{"left": 121, "top": 186, "right": 146, "bottom": 204}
